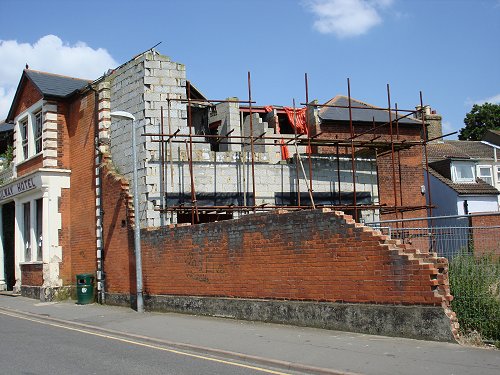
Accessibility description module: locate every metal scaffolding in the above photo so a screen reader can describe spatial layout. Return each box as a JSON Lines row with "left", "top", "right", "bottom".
{"left": 143, "top": 73, "right": 454, "bottom": 225}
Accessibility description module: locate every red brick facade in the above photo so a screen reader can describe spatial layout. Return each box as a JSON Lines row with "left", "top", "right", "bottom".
{"left": 314, "top": 121, "right": 426, "bottom": 220}
{"left": 101, "top": 161, "right": 134, "bottom": 294}
{"left": 104, "top": 202, "right": 452, "bottom": 307}
{"left": 11, "top": 78, "right": 42, "bottom": 118}
{"left": 471, "top": 214, "right": 500, "bottom": 256}
{"left": 14, "top": 88, "right": 99, "bottom": 287}
{"left": 20, "top": 263, "right": 43, "bottom": 286}
{"left": 16, "top": 154, "right": 43, "bottom": 177}
{"left": 61, "top": 93, "right": 98, "bottom": 283}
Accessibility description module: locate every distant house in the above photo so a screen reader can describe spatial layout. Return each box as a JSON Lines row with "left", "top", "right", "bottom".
{"left": 426, "top": 141, "right": 500, "bottom": 216}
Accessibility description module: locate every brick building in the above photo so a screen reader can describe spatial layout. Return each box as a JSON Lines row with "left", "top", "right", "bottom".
{"left": 0, "top": 70, "right": 97, "bottom": 299}
{"left": 0, "top": 50, "right": 459, "bottom": 342}
{"left": 0, "top": 50, "right": 434, "bottom": 298}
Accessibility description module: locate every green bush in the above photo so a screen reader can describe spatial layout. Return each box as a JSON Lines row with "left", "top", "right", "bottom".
{"left": 449, "top": 251, "right": 500, "bottom": 345}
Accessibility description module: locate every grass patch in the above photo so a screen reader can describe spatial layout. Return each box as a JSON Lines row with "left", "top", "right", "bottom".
{"left": 449, "top": 251, "right": 500, "bottom": 346}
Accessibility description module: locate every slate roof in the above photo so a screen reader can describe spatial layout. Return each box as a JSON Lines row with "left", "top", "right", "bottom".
{"left": 319, "top": 95, "right": 421, "bottom": 125}
{"left": 0, "top": 121, "right": 14, "bottom": 133}
{"left": 6, "top": 70, "right": 91, "bottom": 122}
{"left": 428, "top": 167, "right": 500, "bottom": 196}
{"left": 426, "top": 141, "right": 495, "bottom": 162}
{"left": 25, "top": 70, "right": 90, "bottom": 98}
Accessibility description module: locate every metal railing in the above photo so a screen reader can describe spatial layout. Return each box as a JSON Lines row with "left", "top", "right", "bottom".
{"left": 367, "top": 213, "right": 500, "bottom": 346}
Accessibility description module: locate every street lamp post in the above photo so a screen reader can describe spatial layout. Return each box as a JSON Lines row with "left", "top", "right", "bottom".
{"left": 110, "top": 111, "right": 144, "bottom": 313}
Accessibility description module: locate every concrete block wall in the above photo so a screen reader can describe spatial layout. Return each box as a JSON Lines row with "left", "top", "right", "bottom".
{"left": 103, "top": 51, "right": 380, "bottom": 227}
{"left": 163, "top": 153, "right": 379, "bottom": 222}
{"left": 106, "top": 51, "right": 187, "bottom": 228}
{"left": 206, "top": 99, "right": 242, "bottom": 152}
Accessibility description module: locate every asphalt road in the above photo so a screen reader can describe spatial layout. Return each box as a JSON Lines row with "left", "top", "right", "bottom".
{"left": 0, "top": 313, "right": 298, "bottom": 375}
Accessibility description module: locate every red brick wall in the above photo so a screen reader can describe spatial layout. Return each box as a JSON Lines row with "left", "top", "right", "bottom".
{"left": 58, "top": 188, "right": 72, "bottom": 285}
{"left": 104, "top": 206, "right": 452, "bottom": 307}
{"left": 16, "top": 154, "right": 43, "bottom": 177}
{"left": 314, "top": 121, "right": 426, "bottom": 220}
{"left": 471, "top": 214, "right": 500, "bottom": 256}
{"left": 21, "top": 263, "right": 43, "bottom": 286}
{"left": 67, "top": 93, "right": 97, "bottom": 281}
{"left": 12, "top": 78, "right": 42, "bottom": 118}
{"left": 101, "top": 161, "right": 134, "bottom": 293}
{"left": 57, "top": 92, "right": 98, "bottom": 285}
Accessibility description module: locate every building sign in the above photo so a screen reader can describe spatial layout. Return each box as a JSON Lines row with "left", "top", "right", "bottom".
{"left": 0, "top": 177, "right": 37, "bottom": 201}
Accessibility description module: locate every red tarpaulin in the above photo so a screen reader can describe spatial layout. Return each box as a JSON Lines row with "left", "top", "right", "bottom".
{"left": 264, "top": 106, "right": 310, "bottom": 160}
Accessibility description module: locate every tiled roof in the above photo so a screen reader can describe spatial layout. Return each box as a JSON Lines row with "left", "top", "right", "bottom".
{"left": 319, "top": 95, "right": 421, "bottom": 125}
{"left": 427, "top": 141, "right": 495, "bottom": 162}
{"left": 25, "top": 70, "right": 90, "bottom": 98}
{"left": 428, "top": 167, "right": 500, "bottom": 195}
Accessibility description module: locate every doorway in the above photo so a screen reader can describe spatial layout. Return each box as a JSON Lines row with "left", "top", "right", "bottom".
{"left": 2, "top": 202, "right": 15, "bottom": 290}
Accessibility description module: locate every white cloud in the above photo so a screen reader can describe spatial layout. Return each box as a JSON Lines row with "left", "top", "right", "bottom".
{"left": 477, "top": 94, "right": 500, "bottom": 105}
{"left": 465, "top": 94, "right": 500, "bottom": 106}
{"left": 304, "top": 0, "right": 395, "bottom": 38}
{"left": 0, "top": 35, "right": 118, "bottom": 120}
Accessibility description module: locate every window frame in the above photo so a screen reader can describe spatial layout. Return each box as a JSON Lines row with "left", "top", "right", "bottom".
{"left": 16, "top": 104, "right": 43, "bottom": 163}
{"left": 20, "top": 117, "right": 29, "bottom": 160}
{"left": 34, "top": 110, "right": 43, "bottom": 154}
{"left": 477, "top": 165, "right": 493, "bottom": 185}
{"left": 451, "top": 162, "right": 476, "bottom": 183}
{"left": 23, "top": 202, "right": 31, "bottom": 262}
{"left": 20, "top": 197, "right": 45, "bottom": 264}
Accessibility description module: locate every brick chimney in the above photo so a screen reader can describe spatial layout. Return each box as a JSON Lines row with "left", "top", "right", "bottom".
{"left": 415, "top": 105, "right": 442, "bottom": 142}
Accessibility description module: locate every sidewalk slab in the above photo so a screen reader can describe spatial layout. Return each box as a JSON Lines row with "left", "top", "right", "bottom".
{"left": 0, "top": 296, "right": 498, "bottom": 375}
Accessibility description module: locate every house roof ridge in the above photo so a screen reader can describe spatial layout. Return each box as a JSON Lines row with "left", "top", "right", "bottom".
{"left": 25, "top": 69, "right": 91, "bottom": 82}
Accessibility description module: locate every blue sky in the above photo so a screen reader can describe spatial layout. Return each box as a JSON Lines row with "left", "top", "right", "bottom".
{"left": 1, "top": 0, "right": 499, "bottom": 138}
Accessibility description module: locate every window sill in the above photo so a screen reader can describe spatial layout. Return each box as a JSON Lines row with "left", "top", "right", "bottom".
{"left": 19, "top": 261, "right": 43, "bottom": 266}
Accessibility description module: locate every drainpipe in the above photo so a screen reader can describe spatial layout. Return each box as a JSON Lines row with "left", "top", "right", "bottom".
{"left": 89, "top": 84, "right": 105, "bottom": 304}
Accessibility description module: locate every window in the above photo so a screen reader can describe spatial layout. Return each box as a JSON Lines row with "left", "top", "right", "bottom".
{"left": 34, "top": 111, "right": 43, "bottom": 154}
{"left": 21, "top": 118, "right": 29, "bottom": 159}
{"left": 497, "top": 166, "right": 500, "bottom": 184}
{"left": 36, "top": 199, "right": 43, "bottom": 261}
{"left": 22, "top": 199, "right": 44, "bottom": 262}
{"left": 452, "top": 162, "right": 475, "bottom": 183}
{"left": 17, "top": 106, "right": 43, "bottom": 162}
{"left": 477, "top": 166, "right": 493, "bottom": 185}
{"left": 23, "top": 202, "right": 31, "bottom": 261}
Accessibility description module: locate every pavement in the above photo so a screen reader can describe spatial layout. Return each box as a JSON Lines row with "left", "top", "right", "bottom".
{"left": 0, "top": 295, "right": 499, "bottom": 375}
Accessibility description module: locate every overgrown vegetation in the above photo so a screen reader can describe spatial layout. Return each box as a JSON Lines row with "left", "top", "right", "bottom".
{"left": 0, "top": 145, "right": 14, "bottom": 167}
{"left": 449, "top": 251, "right": 500, "bottom": 347}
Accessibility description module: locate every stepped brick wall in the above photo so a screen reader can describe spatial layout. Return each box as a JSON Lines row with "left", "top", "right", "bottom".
{"left": 101, "top": 180, "right": 458, "bottom": 336}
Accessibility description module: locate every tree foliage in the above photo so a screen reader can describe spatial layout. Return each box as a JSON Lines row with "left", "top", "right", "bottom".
{"left": 459, "top": 102, "right": 500, "bottom": 141}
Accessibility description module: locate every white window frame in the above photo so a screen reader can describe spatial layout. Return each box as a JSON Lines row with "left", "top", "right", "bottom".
{"left": 451, "top": 162, "right": 475, "bottom": 183}
{"left": 15, "top": 103, "right": 43, "bottom": 163}
{"left": 19, "top": 196, "right": 44, "bottom": 264}
{"left": 477, "top": 165, "right": 493, "bottom": 186}
{"left": 496, "top": 166, "right": 500, "bottom": 185}
{"left": 20, "top": 117, "right": 29, "bottom": 160}
{"left": 34, "top": 110, "right": 43, "bottom": 154}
